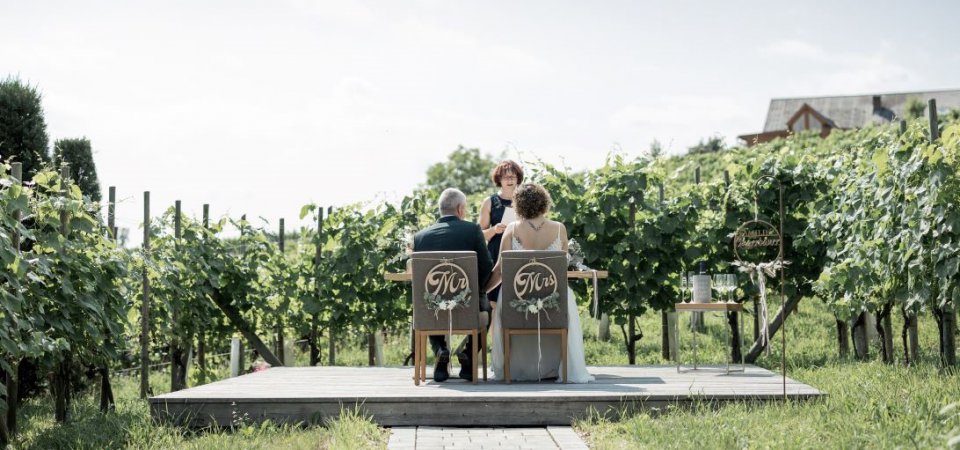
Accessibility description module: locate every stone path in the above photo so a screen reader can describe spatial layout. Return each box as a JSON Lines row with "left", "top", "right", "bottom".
{"left": 387, "top": 426, "right": 589, "bottom": 449}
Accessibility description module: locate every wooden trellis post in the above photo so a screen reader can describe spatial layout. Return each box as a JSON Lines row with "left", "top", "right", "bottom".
{"left": 140, "top": 191, "right": 150, "bottom": 399}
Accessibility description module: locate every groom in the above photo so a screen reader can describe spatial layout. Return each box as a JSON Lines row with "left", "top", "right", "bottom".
{"left": 413, "top": 188, "right": 493, "bottom": 382}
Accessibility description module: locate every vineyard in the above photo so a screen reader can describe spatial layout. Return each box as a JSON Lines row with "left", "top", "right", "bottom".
{"left": 2, "top": 104, "right": 960, "bottom": 447}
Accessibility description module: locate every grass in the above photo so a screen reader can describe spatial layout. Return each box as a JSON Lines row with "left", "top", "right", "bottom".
{"left": 574, "top": 301, "right": 960, "bottom": 449}
{"left": 7, "top": 299, "right": 960, "bottom": 449}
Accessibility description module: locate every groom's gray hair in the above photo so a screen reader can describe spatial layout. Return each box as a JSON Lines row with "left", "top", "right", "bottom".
{"left": 438, "top": 188, "right": 467, "bottom": 216}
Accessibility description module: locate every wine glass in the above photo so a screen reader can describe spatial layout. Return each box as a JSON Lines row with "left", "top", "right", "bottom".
{"left": 726, "top": 273, "right": 738, "bottom": 303}
{"left": 679, "top": 273, "right": 688, "bottom": 303}
{"left": 712, "top": 274, "right": 724, "bottom": 303}
{"left": 687, "top": 271, "right": 696, "bottom": 303}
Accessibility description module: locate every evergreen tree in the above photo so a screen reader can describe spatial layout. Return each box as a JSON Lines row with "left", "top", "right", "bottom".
{"left": 53, "top": 137, "right": 102, "bottom": 202}
{"left": 0, "top": 76, "right": 50, "bottom": 178}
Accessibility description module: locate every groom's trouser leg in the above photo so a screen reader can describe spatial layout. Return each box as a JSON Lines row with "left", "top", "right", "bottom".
{"left": 429, "top": 336, "right": 448, "bottom": 355}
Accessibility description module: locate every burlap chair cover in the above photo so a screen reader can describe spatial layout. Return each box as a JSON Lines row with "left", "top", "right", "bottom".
{"left": 499, "top": 250, "right": 568, "bottom": 330}
{"left": 411, "top": 251, "right": 480, "bottom": 331}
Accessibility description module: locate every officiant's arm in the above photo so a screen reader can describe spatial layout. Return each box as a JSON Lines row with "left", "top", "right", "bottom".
{"left": 479, "top": 198, "right": 500, "bottom": 241}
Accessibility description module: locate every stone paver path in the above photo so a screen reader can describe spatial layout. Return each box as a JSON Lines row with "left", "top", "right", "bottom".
{"left": 387, "top": 426, "right": 589, "bottom": 450}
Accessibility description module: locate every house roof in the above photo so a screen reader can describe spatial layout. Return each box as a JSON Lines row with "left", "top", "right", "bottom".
{"left": 762, "top": 89, "right": 960, "bottom": 132}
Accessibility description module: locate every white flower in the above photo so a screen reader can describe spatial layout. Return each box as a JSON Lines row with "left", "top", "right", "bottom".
{"left": 536, "top": 299, "right": 544, "bottom": 309}
{"left": 527, "top": 304, "right": 539, "bottom": 313}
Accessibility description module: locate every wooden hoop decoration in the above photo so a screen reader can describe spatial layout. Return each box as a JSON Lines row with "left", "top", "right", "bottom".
{"left": 424, "top": 262, "right": 469, "bottom": 298}
{"left": 513, "top": 260, "right": 559, "bottom": 300}
{"left": 732, "top": 219, "right": 783, "bottom": 264}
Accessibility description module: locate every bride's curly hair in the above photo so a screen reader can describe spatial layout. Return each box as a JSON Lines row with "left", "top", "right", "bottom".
{"left": 514, "top": 183, "right": 552, "bottom": 219}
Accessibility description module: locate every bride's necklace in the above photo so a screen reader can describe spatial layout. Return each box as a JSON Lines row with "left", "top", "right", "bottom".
{"left": 526, "top": 219, "right": 546, "bottom": 232}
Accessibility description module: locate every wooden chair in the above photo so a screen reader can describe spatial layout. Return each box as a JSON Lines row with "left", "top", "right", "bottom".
{"left": 411, "top": 251, "right": 487, "bottom": 385}
{"left": 499, "top": 250, "right": 569, "bottom": 384}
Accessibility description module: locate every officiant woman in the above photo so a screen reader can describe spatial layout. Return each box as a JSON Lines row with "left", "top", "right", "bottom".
{"left": 478, "top": 160, "right": 523, "bottom": 308}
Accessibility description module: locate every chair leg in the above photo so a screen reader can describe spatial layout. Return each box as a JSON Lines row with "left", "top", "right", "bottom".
{"left": 413, "top": 331, "right": 421, "bottom": 386}
{"left": 481, "top": 330, "right": 487, "bottom": 382}
{"left": 419, "top": 333, "right": 427, "bottom": 384}
{"left": 504, "top": 328, "right": 511, "bottom": 384}
{"left": 472, "top": 331, "right": 478, "bottom": 385}
{"left": 561, "top": 329, "right": 568, "bottom": 384}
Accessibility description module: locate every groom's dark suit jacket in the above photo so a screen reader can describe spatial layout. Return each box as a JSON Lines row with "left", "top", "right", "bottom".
{"left": 413, "top": 215, "right": 494, "bottom": 290}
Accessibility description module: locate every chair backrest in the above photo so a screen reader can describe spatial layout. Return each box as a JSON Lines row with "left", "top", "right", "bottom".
{"left": 499, "top": 250, "right": 568, "bottom": 329}
{"left": 411, "top": 251, "right": 480, "bottom": 331}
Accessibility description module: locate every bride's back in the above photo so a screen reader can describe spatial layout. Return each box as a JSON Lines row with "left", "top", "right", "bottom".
{"left": 510, "top": 220, "right": 566, "bottom": 251}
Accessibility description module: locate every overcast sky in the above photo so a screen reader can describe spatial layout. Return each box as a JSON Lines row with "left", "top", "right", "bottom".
{"left": 3, "top": 0, "right": 959, "bottom": 242}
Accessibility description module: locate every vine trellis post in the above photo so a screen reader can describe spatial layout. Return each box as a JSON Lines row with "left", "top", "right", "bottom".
{"left": 276, "top": 218, "right": 286, "bottom": 365}
{"left": 197, "top": 204, "right": 209, "bottom": 384}
{"left": 310, "top": 206, "right": 323, "bottom": 366}
{"left": 170, "top": 200, "right": 188, "bottom": 392}
{"left": 140, "top": 191, "right": 150, "bottom": 400}
{"left": 928, "top": 98, "right": 957, "bottom": 367}
{"left": 4, "top": 163, "right": 23, "bottom": 440}
{"left": 326, "top": 207, "right": 337, "bottom": 366}
{"left": 100, "top": 186, "right": 117, "bottom": 411}
{"left": 659, "top": 183, "right": 672, "bottom": 361}
{"left": 53, "top": 166, "right": 72, "bottom": 422}
{"left": 723, "top": 170, "right": 743, "bottom": 364}
{"left": 690, "top": 167, "right": 705, "bottom": 333}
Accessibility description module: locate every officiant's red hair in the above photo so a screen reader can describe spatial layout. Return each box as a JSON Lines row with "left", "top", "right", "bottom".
{"left": 490, "top": 160, "right": 524, "bottom": 187}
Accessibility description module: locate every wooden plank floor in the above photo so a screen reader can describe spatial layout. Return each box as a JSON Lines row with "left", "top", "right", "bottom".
{"left": 150, "top": 365, "right": 824, "bottom": 427}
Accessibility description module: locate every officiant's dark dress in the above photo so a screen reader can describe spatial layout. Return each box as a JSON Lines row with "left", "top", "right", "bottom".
{"left": 486, "top": 194, "right": 512, "bottom": 304}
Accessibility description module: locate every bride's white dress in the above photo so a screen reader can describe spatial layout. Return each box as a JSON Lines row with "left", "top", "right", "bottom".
{"left": 489, "top": 226, "right": 594, "bottom": 383}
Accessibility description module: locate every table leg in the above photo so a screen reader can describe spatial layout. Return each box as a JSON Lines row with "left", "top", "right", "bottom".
{"left": 692, "top": 315, "right": 698, "bottom": 370}
{"left": 676, "top": 310, "right": 683, "bottom": 373}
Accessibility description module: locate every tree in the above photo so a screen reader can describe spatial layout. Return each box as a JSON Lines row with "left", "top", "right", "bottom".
{"left": 904, "top": 97, "right": 926, "bottom": 119}
{"left": 0, "top": 76, "right": 50, "bottom": 178}
{"left": 53, "top": 138, "right": 102, "bottom": 202}
{"left": 648, "top": 139, "right": 664, "bottom": 158}
{"left": 424, "top": 146, "right": 500, "bottom": 196}
{"left": 687, "top": 135, "right": 726, "bottom": 155}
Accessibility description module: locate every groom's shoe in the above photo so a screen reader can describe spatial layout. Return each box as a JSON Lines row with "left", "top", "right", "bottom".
{"left": 433, "top": 349, "right": 450, "bottom": 382}
{"left": 457, "top": 352, "right": 473, "bottom": 382}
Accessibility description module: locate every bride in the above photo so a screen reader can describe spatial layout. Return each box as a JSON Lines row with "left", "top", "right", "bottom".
{"left": 483, "top": 183, "right": 594, "bottom": 383}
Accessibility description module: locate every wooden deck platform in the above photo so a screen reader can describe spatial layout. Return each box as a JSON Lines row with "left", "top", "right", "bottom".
{"left": 150, "top": 365, "right": 824, "bottom": 427}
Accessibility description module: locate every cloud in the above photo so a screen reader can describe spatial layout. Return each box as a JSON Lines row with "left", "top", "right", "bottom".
{"left": 761, "top": 39, "right": 827, "bottom": 61}
{"left": 758, "top": 38, "right": 920, "bottom": 93}
{"left": 608, "top": 95, "right": 753, "bottom": 154}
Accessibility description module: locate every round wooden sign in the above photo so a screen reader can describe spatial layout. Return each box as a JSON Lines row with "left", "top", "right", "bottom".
{"left": 733, "top": 219, "right": 783, "bottom": 263}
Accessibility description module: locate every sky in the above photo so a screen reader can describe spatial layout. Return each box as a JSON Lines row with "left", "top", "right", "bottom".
{"left": 2, "top": 0, "right": 959, "bottom": 243}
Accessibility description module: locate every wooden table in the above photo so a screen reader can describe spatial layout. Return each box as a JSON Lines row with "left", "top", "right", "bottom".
{"left": 384, "top": 270, "right": 609, "bottom": 282}
{"left": 675, "top": 302, "right": 745, "bottom": 374}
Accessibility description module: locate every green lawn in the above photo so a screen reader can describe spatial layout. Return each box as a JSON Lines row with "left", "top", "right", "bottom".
{"left": 8, "top": 299, "right": 960, "bottom": 449}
